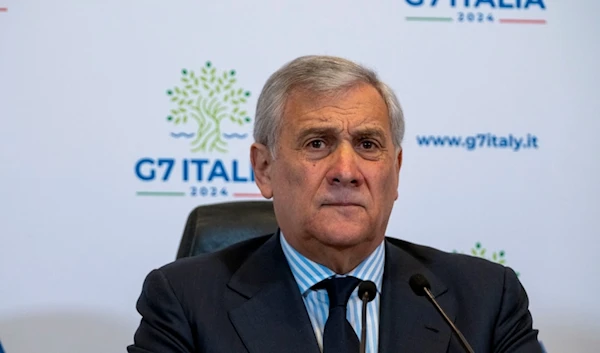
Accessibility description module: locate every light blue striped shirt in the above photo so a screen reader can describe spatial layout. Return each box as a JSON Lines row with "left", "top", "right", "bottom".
{"left": 280, "top": 233, "right": 384, "bottom": 353}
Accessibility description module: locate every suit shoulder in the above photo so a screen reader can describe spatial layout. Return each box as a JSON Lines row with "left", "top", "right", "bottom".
{"left": 386, "top": 237, "right": 508, "bottom": 283}
{"left": 156, "top": 234, "right": 273, "bottom": 287}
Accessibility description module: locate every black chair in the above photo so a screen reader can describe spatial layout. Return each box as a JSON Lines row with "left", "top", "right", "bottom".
{"left": 176, "top": 200, "right": 278, "bottom": 259}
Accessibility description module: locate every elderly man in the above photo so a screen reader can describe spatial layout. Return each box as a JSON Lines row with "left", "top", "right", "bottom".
{"left": 128, "top": 56, "right": 542, "bottom": 353}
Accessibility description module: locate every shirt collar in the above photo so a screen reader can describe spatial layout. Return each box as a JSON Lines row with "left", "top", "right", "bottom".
{"left": 280, "top": 231, "right": 385, "bottom": 296}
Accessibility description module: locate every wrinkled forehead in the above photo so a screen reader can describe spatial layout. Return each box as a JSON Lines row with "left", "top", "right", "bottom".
{"left": 284, "top": 82, "right": 383, "bottom": 107}
{"left": 281, "top": 83, "right": 391, "bottom": 130}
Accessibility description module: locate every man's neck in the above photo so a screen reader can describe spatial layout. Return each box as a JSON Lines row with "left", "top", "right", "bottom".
{"left": 281, "top": 232, "right": 385, "bottom": 274}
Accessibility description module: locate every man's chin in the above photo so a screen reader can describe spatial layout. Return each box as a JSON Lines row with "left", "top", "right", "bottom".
{"left": 311, "top": 225, "right": 372, "bottom": 249}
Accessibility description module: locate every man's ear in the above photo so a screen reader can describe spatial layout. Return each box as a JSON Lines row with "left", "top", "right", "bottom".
{"left": 250, "top": 143, "right": 274, "bottom": 199}
{"left": 394, "top": 149, "right": 403, "bottom": 201}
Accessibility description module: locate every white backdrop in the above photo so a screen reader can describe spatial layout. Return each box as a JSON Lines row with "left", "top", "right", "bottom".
{"left": 1, "top": 1, "right": 599, "bottom": 352}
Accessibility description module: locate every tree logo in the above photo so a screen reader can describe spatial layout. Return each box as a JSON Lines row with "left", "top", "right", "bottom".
{"left": 455, "top": 242, "right": 520, "bottom": 276}
{"left": 166, "top": 61, "right": 252, "bottom": 153}
{"left": 470, "top": 242, "right": 507, "bottom": 265}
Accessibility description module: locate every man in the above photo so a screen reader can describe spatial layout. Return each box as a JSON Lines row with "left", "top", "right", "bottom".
{"left": 128, "top": 55, "right": 542, "bottom": 352}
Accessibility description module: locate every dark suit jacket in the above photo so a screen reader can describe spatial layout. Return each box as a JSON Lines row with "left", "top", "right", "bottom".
{"left": 127, "top": 233, "right": 542, "bottom": 352}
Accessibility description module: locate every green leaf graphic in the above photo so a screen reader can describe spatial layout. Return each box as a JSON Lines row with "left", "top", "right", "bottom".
{"left": 166, "top": 60, "right": 252, "bottom": 153}
{"left": 464, "top": 242, "right": 518, "bottom": 276}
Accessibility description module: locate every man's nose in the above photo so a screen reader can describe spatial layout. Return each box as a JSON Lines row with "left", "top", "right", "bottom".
{"left": 325, "top": 143, "right": 364, "bottom": 187}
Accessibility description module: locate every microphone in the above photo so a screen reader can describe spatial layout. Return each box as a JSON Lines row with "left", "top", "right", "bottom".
{"left": 409, "top": 274, "right": 475, "bottom": 353}
{"left": 358, "top": 281, "right": 377, "bottom": 353}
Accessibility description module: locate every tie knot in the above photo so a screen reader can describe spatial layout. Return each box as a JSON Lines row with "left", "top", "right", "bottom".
{"left": 314, "top": 276, "right": 361, "bottom": 308}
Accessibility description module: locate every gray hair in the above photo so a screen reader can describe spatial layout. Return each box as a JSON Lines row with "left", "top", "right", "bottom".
{"left": 253, "top": 55, "right": 405, "bottom": 156}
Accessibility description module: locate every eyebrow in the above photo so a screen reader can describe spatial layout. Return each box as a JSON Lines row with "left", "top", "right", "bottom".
{"left": 296, "top": 126, "right": 342, "bottom": 144}
{"left": 295, "top": 125, "right": 387, "bottom": 144}
{"left": 351, "top": 127, "right": 387, "bottom": 141}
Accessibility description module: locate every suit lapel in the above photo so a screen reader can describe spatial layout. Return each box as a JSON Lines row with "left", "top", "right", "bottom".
{"left": 379, "top": 238, "right": 456, "bottom": 353}
{"left": 227, "top": 232, "right": 320, "bottom": 353}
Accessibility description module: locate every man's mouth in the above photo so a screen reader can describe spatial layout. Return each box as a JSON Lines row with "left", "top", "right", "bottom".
{"left": 322, "top": 202, "right": 363, "bottom": 207}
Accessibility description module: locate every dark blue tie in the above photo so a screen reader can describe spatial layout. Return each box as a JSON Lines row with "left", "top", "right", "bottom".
{"left": 314, "top": 276, "right": 361, "bottom": 353}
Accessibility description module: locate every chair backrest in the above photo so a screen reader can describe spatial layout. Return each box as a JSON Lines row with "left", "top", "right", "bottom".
{"left": 176, "top": 200, "right": 278, "bottom": 259}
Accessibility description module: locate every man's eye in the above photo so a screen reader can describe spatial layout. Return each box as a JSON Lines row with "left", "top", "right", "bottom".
{"left": 308, "top": 140, "right": 325, "bottom": 149}
{"left": 360, "top": 140, "right": 378, "bottom": 150}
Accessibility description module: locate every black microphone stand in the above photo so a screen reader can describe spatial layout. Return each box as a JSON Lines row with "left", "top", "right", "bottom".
{"left": 360, "top": 292, "right": 369, "bottom": 353}
{"left": 358, "top": 281, "right": 377, "bottom": 353}
{"left": 422, "top": 286, "right": 475, "bottom": 353}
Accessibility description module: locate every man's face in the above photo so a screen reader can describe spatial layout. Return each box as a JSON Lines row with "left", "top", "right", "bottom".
{"left": 253, "top": 83, "right": 402, "bottom": 253}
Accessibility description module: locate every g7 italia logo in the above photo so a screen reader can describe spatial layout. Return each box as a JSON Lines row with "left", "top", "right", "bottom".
{"left": 404, "top": 0, "right": 547, "bottom": 25}
{"left": 134, "top": 61, "right": 260, "bottom": 199}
